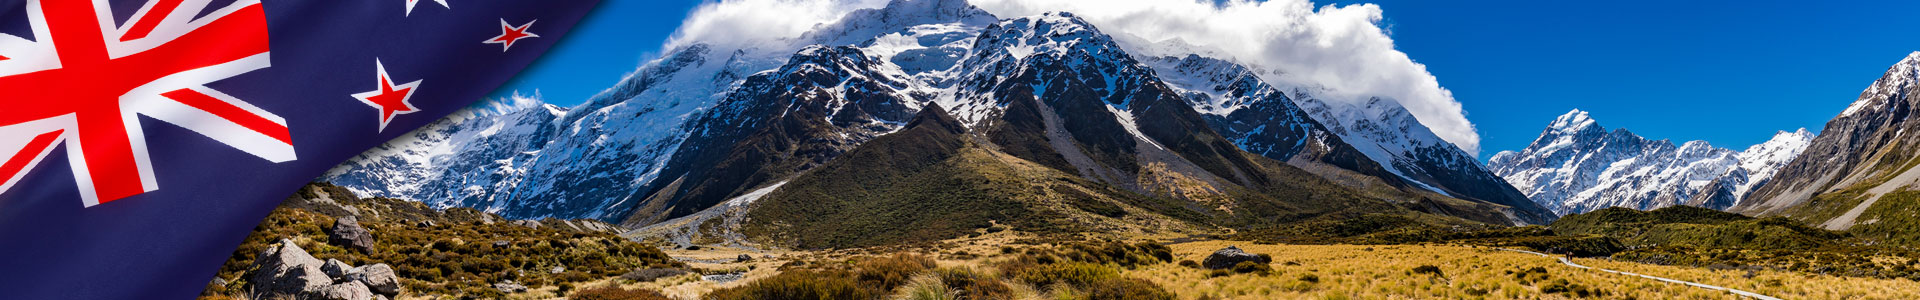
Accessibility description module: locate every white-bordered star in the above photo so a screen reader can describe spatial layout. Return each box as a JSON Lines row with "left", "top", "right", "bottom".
{"left": 484, "top": 19, "right": 540, "bottom": 52}
{"left": 404, "top": 0, "right": 450, "bottom": 17}
{"left": 351, "top": 59, "right": 423, "bottom": 132}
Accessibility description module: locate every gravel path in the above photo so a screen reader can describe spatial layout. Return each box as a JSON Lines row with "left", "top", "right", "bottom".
{"left": 1497, "top": 248, "right": 1781, "bottom": 300}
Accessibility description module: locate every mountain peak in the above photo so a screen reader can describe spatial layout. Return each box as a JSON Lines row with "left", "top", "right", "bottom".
{"left": 802, "top": 0, "right": 998, "bottom": 46}
{"left": 1548, "top": 109, "right": 1599, "bottom": 133}
{"left": 905, "top": 102, "right": 965, "bottom": 135}
{"left": 1843, "top": 52, "right": 1920, "bottom": 117}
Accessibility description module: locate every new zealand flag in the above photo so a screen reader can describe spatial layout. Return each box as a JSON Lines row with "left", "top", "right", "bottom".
{"left": 0, "top": 0, "right": 600, "bottom": 298}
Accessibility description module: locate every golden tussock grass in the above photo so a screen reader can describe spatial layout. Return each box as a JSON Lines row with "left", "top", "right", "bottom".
{"left": 1137, "top": 240, "right": 1917, "bottom": 299}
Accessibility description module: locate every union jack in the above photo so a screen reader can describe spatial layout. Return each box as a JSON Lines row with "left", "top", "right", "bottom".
{"left": 0, "top": 0, "right": 293, "bottom": 207}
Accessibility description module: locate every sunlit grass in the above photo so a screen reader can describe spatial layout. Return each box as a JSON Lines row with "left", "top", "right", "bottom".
{"left": 1133, "top": 241, "right": 1915, "bottom": 299}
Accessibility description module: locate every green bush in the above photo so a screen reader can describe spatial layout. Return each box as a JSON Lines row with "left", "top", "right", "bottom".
{"left": 1230, "top": 261, "right": 1272, "bottom": 275}
{"left": 568, "top": 285, "right": 670, "bottom": 300}
{"left": 855, "top": 254, "right": 937, "bottom": 289}
{"left": 707, "top": 270, "right": 874, "bottom": 300}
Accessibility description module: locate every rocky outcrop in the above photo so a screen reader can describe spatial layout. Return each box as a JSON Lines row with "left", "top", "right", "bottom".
{"left": 246, "top": 239, "right": 402, "bottom": 300}
{"left": 249, "top": 240, "right": 334, "bottom": 298}
{"left": 329, "top": 216, "right": 375, "bottom": 253}
{"left": 1201, "top": 246, "right": 1271, "bottom": 270}
{"left": 493, "top": 280, "right": 529, "bottom": 293}
{"left": 347, "top": 264, "right": 402, "bottom": 295}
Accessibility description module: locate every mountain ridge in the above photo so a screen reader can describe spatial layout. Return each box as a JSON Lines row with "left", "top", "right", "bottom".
{"left": 1488, "top": 109, "right": 1811, "bottom": 214}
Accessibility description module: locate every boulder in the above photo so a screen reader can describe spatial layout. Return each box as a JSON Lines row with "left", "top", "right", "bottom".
{"left": 1201, "top": 246, "right": 1270, "bottom": 270}
{"left": 512, "top": 219, "right": 542, "bottom": 229}
{"left": 321, "top": 258, "right": 357, "bottom": 278}
{"left": 248, "top": 239, "right": 333, "bottom": 298}
{"left": 493, "top": 280, "right": 529, "bottom": 293}
{"left": 314, "top": 282, "right": 376, "bottom": 300}
{"left": 736, "top": 254, "right": 754, "bottom": 262}
{"left": 347, "top": 263, "right": 402, "bottom": 296}
{"left": 328, "top": 216, "right": 376, "bottom": 253}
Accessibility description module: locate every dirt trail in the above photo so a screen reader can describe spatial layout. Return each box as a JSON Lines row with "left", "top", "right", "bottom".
{"left": 1497, "top": 248, "right": 1780, "bottom": 300}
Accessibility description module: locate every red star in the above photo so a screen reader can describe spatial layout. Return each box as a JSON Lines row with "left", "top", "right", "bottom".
{"left": 484, "top": 19, "right": 539, "bottom": 52}
{"left": 350, "top": 59, "right": 422, "bottom": 132}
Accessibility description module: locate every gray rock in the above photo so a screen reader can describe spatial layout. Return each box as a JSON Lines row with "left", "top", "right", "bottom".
{"left": 347, "top": 263, "right": 402, "bottom": 296}
{"left": 314, "top": 282, "right": 376, "bottom": 300}
{"left": 321, "top": 258, "right": 357, "bottom": 278}
{"left": 736, "top": 254, "right": 754, "bottom": 262}
{"left": 550, "top": 265, "right": 566, "bottom": 274}
{"left": 1201, "top": 246, "right": 1270, "bottom": 270}
{"left": 512, "top": 219, "right": 542, "bottom": 229}
{"left": 328, "top": 216, "right": 376, "bottom": 253}
{"left": 248, "top": 239, "right": 333, "bottom": 299}
{"left": 493, "top": 240, "right": 512, "bottom": 247}
{"left": 493, "top": 280, "right": 528, "bottom": 293}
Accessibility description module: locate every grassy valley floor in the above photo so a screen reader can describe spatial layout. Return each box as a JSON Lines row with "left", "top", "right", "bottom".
{"left": 562, "top": 232, "right": 1919, "bottom": 299}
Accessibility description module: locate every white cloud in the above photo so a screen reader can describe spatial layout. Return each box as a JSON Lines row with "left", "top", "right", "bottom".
{"left": 663, "top": 0, "right": 890, "bottom": 52}
{"left": 968, "top": 0, "right": 1481, "bottom": 154}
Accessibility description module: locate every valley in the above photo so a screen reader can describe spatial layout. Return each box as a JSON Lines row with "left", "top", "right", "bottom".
{"left": 225, "top": 0, "right": 1920, "bottom": 299}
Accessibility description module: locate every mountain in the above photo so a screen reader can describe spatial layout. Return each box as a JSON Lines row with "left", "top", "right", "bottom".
{"left": 1736, "top": 52, "right": 1920, "bottom": 238}
{"left": 331, "top": 0, "right": 1554, "bottom": 248}
{"left": 632, "top": 11, "right": 1558, "bottom": 249}
{"left": 325, "top": 96, "right": 566, "bottom": 216}
{"left": 1140, "top": 54, "right": 1556, "bottom": 225}
{"left": 1487, "top": 109, "right": 1812, "bottom": 214}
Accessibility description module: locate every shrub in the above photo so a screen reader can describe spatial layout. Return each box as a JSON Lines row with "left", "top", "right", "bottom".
{"left": 619, "top": 268, "right": 691, "bottom": 283}
{"left": 1083, "top": 278, "right": 1173, "bottom": 300}
{"left": 1231, "top": 261, "right": 1272, "bottom": 275}
{"left": 567, "top": 285, "right": 670, "bottom": 300}
{"left": 856, "top": 254, "right": 937, "bottom": 289}
{"left": 1009, "top": 262, "right": 1118, "bottom": 287}
{"left": 1411, "top": 265, "right": 1444, "bottom": 277}
{"left": 1177, "top": 260, "right": 1199, "bottom": 268}
{"left": 707, "top": 270, "right": 875, "bottom": 300}
{"left": 932, "top": 267, "right": 1014, "bottom": 300}
{"left": 890, "top": 274, "right": 956, "bottom": 300}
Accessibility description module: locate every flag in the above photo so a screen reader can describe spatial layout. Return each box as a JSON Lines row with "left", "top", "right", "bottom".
{"left": 0, "top": 0, "right": 600, "bottom": 298}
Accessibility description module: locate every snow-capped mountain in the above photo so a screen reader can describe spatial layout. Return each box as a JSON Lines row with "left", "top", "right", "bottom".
{"left": 1738, "top": 52, "right": 1920, "bottom": 231}
{"left": 326, "top": 95, "right": 565, "bottom": 215}
{"left": 328, "top": 0, "right": 1557, "bottom": 234}
{"left": 1139, "top": 54, "right": 1555, "bottom": 224}
{"left": 1487, "top": 109, "right": 1812, "bottom": 214}
{"left": 326, "top": 0, "right": 994, "bottom": 222}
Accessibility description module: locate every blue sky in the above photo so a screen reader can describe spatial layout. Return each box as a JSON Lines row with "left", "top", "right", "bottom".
{"left": 491, "top": 0, "right": 1920, "bottom": 157}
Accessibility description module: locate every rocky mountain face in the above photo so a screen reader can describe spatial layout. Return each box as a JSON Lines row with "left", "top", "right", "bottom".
{"left": 1737, "top": 52, "right": 1920, "bottom": 233}
{"left": 1141, "top": 54, "right": 1556, "bottom": 225}
{"left": 328, "top": 0, "right": 1557, "bottom": 247}
{"left": 1488, "top": 110, "right": 1812, "bottom": 214}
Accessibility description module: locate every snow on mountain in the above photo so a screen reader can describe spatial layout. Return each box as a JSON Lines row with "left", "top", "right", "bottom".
{"left": 1487, "top": 109, "right": 1811, "bottom": 214}
{"left": 1139, "top": 53, "right": 1555, "bottom": 224}
{"left": 1731, "top": 129, "right": 1815, "bottom": 199}
{"left": 325, "top": 0, "right": 998, "bottom": 222}
{"left": 325, "top": 94, "right": 564, "bottom": 214}
{"left": 1736, "top": 52, "right": 1920, "bottom": 231}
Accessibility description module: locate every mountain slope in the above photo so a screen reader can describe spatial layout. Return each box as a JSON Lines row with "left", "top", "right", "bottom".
{"left": 626, "top": 12, "right": 1555, "bottom": 249}
{"left": 1737, "top": 52, "right": 1920, "bottom": 235}
{"left": 331, "top": 0, "right": 1555, "bottom": 243}
{"left": 1489, "top": 110, "right": 1812, "bottom": 214}
{"left": 1141, "top": 54, "right": 1556, "bottom": 225}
